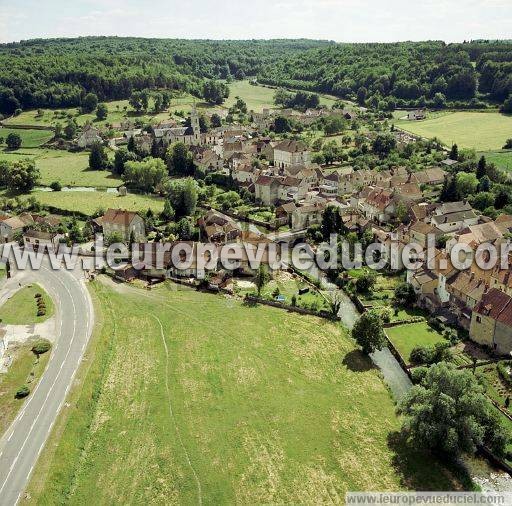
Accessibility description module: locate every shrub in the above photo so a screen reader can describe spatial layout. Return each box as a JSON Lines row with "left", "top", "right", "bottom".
{"left": 32, "top": 338, "right": 51, "bottom": 355}
{"left": 410, "top": 346, "right": 431, "bottom": 365}
{"left": 50, "top": 181, "right": 62, "bottom": 191}
{"left": 36, "top": 309, "right": 46, "bottom": 317}
{"left": 428, "top": 317, "right": 444, "bottom": 333}
{"left": 410, "top": 367, "right": 428, "bottom": 384}
{"left": 34, "top": 293, "right": 42, "bottom": 298}
{"left": 380, "top": 307, "right": 392, "bottom": 323}
{"left": 410, "top": 341, "right": 451, "bottom": 365}
{"left": 15, "top": 385, "right": 30, "bottom": 399}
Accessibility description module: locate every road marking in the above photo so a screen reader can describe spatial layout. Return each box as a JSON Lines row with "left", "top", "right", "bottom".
{"left": 0, "top": 264, "right": 93, "bottom": 504}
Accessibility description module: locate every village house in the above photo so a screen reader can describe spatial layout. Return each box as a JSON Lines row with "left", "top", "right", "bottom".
{"left": 252, "top": 109, "right": 274, "bottom": 130}
{"left": 393, "top": 182, "right": 423, "bottom": 203}
{"left": 446, "top": 271, "right": 488, "bottom": 329}
{"left": 0, "top": 216, "right": 28, "bottom": 242}
{"left": 101, "top": 209, "right": 145, "bottom": 242}
{"left": 194, "top": 148, "right": 223, "bottom": 173}
{"left": 411, "top": 167, "right": 447, "bottom": 186}
{"left": 134, "top": 133, "right": 153, "bottom": 155}
{"left": 77, "top": 124, "right": 102, "bottom": 148}
{"left": 197, "top": 210, "right": 242, "bottom": 244}
{"left": 275, "top": 202, "right": 297, "bottom": 227}
{"left": 291, "top": 201, "right": 327, "bottom": 231}
{"left": 470, "top": 288, "right": 512, "bottom": 355}
{"left": 407, "top": 109, "right": 426, "bottom": 120}
{"left": 23, "top": 230, "right": 64, "bottom": 252}
{"left": 409, "top": 269, "right": 438, "bottom": 301}
{"left": 430, "top": 201, "right": 479, "bottom": 233}
{"left": 360, "top": 188, "right": 396, "bottom": 224}
{"left": 409, "top": 221, "right": 443, "bottom": 248}
{"left": 273, "top": 140, "right": 310, "bottom": 170}
{"left": 283, "top": 165, "right": 318, "bottom": 189}
{"left": 254, "top": 175, "right": 282, "bottom": 206}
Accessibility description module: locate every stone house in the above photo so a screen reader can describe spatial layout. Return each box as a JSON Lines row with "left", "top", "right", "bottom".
{"left": 77, "top": 124, "right": 102, "bottom": 148}
{"left": 254, "top": 175, "right": 281, "bottom": 206}
{"left": 273, "top": 140, "right": 310, "bottom": 170}
{"left": 23, "top": 230, "right": 64, "bottom": 252}
{"left": 101, "top": 209, "right": 145, "bottom": 242}
{"left": 431, "top": 202, "right": 479, "bottom": 233}
{"left": 470, "top": 288, "right": 512, "bottom": 354}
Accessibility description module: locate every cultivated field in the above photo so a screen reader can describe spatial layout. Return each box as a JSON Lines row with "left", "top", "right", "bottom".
{"left": 22, "top": 190, "right": 164, "bottom": 216}
{"left": 26, "top": 279, "right": 458, "bottom": 504}
{"left": 395, "top": 111, "right": 512, "bottom": 151}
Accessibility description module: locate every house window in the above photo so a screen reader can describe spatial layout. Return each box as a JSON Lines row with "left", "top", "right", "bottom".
{"left": 476, "top": 316, "right": 482, "bottom": 323}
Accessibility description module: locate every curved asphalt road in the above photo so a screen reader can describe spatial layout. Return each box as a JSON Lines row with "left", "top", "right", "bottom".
{"left": 0, "top": 256, "right": 93, "bottom": 505}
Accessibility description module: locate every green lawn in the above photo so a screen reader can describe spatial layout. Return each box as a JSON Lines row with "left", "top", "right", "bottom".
{"left": 0, "top": 284, "right": 54, "bottom": 325}
{"left": 394, "top": 111, "right": 512, "bottom": 151}
{"left": 22, "top": 190, "right": 164, "bottom": 216}
{"left": 478, "top": 150, "right": 512, "bottom": 172}
{"left": 0, "top": 127, "right": 54, "bottom": 148}
{"left": 37, "top": 151, "right": 122, "bottom": 187}
{"left": 385, "top": 322, "right": 448, "bottom": 363}
{"left": 0, "top": 344, "right": 50, "bottom": 437}
{"left": 26, "top": 278, "right": 459, "bottom": 504}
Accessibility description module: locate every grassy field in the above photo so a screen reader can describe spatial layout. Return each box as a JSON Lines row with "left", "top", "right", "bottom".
{"left": 0, "top": 148, "right": 121, "bottom": 187}
{"left": 22, "top": 190, "right": 164, "bottom": 216}
{"left": 3, "top": 95, "right": 212, "bottom": 130}
{"left": 0, "top": 284, "right": 54, "bottom": 325}
{"left": 37, "top": 151, "right": 122, "bottom": 187}
{"left": 0, "top": 127, "right": 54, "bottom": 148}
{"left": 479, "top": 150, "right": 512, "bottom": 172}
{"left": 226, "top": 80, "right": 339, "bottom": 113}
{"left": 225, "top": 81, "right": 277, "bottom": 112}
{"left": 394, "top": 111, "right": 512, "bottom": 151}
{"left": 385, "top": 322, "right": 447, "bottom": 363}
{"left": 0, "top": 344, "right": 50, "bottom": 437}
{"left": 25, "top": 279, "right": 459, "bottom": 504}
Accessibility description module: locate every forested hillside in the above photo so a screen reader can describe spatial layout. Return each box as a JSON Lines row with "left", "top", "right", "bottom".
{"left": 0, "top": 37, "right": 511, "bottom": 115}
{"left": 0, "top": 38, "right": 330, "bottom": 114}
{"left": 258, "top": 41, "right": 512, "bottom": 109}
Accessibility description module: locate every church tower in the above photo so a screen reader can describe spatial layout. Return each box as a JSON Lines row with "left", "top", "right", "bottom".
{"left": 190, "top": 104, "right": 200, "bottom": 139}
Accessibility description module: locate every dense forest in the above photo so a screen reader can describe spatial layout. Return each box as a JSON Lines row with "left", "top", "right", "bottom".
{"left": 258, "top": 41, "right": 512, "bottom": 109}
{"left": 0, "top": 37, "right": 511, "bottom": 115}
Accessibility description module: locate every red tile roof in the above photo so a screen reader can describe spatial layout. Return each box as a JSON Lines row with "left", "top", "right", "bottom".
{"left": 102, "top": 208, "right": 141, "bottom": 227}
{"left": 474, "top": 288, "right": 512, "bottom": 328}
